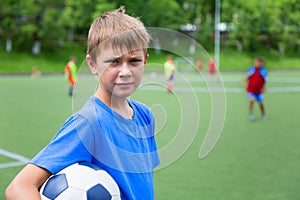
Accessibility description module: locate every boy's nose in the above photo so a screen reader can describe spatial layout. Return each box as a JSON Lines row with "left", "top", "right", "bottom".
{"left": 119, "top": 63, "right": 132, "bottom": 77}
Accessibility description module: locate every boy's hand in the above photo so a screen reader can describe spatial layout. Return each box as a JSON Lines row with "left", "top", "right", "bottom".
{"left": 241, "top": 78, "right": 248, "bottom": 88}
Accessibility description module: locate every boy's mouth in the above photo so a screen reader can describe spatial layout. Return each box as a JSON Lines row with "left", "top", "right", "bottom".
{"left": 115, "top": 82, "right": 134, "bottom": 87}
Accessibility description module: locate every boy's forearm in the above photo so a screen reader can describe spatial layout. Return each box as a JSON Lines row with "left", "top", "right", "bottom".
{"left": 6, "top": 164, "right": 51, "bottom": 200}
{"left": 262, "top": 85, "right": 265, "bottom": 93}
{"left": 6, "top": 182, "right": 42, "bottom": 200}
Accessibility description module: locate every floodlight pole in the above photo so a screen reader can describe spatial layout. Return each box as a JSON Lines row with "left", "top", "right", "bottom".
{"left": 214, "top": 0, "right": 220, "bottom": 69}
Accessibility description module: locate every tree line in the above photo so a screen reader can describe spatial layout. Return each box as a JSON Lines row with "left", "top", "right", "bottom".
{"left": 0, "top": 0, "right": 299, "bottom": 55}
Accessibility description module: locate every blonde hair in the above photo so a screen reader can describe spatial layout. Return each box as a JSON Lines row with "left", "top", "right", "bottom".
{"left": 87, "top": 7, "right": 151, "bottom": 61}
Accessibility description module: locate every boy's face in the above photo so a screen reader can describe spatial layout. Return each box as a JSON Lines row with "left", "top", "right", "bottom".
{"left": 254, "top": 59, "right": 263, "bottom": 68}
{"left": 89, "top": 47, "right": 148, "bottom": 99}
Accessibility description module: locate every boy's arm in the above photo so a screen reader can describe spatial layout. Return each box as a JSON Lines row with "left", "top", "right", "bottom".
{"left": 241, "top": 77, "right": 248, "bottom": 87}
{"left": 261, "top": 84, "right": 266, "bottom": 93}
{"left": 6, "top": 164, "right": 51, "bottom": 200}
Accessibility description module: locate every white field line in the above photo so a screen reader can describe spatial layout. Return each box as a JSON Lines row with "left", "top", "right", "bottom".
{"left": 140, "top": 85, "right": 300, "bottom": 93}
{"left": 0, "top": 148, "right": 30, "bottom": 169}
{"left": 0, "top": 161, "right": 27, "bottom": 169}
{"left": 143, "top": 73, "right": 300, "bottom": 83}
{"left": 141, "top": 74, "right": 300, "bottom": 93}
{"left": 188, "top": 77, "right": 300, "bottom": 83}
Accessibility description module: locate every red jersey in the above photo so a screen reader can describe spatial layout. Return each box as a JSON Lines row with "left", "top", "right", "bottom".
{"left": 247, "top": 67, "right": 265, "bottom": 94}
{"left": 65, "top": 61, "right": 77, "bottom": 86}
{"left": 208, "top": 59, "right": 216, "bottom": 74}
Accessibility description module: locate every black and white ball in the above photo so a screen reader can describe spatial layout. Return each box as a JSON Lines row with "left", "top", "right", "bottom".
{"left": 40, "top": 162, "right": 121, "bottom": 200}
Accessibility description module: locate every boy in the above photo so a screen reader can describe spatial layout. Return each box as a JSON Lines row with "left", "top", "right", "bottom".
{"left": 6, "top": 7, "right": 160, "bottom": 200}
{"left": 164, "top": 55, "right": 176, "bottom": 92}
{"left": 208, "top": 57, "right": 217, "bottom": 82}
{"left": 208, "top": 58, "right": 216, "bottom": 75}
{"left": 64, "top": 56, "right": 77, "bottom": 96}
{"left": 245, "top": 57, "right": 268, "bottom": 121}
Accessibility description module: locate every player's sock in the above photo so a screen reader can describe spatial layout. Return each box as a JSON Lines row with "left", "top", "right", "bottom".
{"left": 249, "top": 114, "right": 254, "bottom": 121}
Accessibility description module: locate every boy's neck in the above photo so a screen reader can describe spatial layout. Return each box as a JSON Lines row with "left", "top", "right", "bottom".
{"left": 94, "top": 89, "right": 133, "bottom": 119}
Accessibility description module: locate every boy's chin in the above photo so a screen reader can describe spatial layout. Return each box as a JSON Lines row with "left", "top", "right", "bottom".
{"left": 111, "top": 90, "right": 136, "bottom": 99}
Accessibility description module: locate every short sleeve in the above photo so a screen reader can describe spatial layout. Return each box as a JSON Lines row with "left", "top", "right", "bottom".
{"left": 247, "top": 66, "right": 254, "bottom": 78}
{"left": 30, "top": 115, "right": 94, "bottom": 174}
{"left": 260, "top": 67, "right": 268, "bottom": 82}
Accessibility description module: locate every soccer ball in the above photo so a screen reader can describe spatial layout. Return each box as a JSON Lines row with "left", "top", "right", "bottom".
{"left": 40, "top": 162, "right": 121, "bottom": 200}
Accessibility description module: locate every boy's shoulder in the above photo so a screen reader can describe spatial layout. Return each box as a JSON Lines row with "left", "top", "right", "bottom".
{"left": 77, "top": 97, "right": 97, "bottom": 116}
{"left": 259, "top": 67, "right": 268, "bottom": 80}
{"left": 247, "top": 65, "right": 255, "bottom": 70}
{"left": 260, "top": 66, "right": 267, "bottom": 72}
{"left": 247, "top": 66, "right": 267, "bottom": 74}
{"left": 247, "top": 65, "right": 255, "bottom": 77}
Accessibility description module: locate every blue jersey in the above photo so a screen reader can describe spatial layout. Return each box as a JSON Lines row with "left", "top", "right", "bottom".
{"left": 31, "top": 96, "right": 160, "bottom": 200}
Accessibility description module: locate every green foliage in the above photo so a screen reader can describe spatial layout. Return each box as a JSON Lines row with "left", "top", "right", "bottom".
{"left": 145, "top": 0, "right": 186, "bottom": 30}
{"left": 222, "top": 0, "right": 300, "bottom": 52}
{"left": 0, "top": 0, "right": 19, "bottom": 34}
{"left": 114, "top": 0, "right": 187, "bottom": 30}
{"left": 0, "top": 0, "right": 299, "bottom": 55}
{"left": 92, "top": 1, "right": 117, "bottom": 21}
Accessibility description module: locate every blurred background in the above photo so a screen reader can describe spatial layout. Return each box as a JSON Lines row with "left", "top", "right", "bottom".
{"left": 0, "top": 0, "right": 299, "bottom": 73}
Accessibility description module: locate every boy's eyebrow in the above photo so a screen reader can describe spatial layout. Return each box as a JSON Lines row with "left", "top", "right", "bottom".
{"left": 128, "top": 54, "right": 144, "bottom": 58}
{"left": 102, "top": 54, "right": 122, "bottom": 61}
{"left": 104, "top": 52, "right": 144, "bottom": 60}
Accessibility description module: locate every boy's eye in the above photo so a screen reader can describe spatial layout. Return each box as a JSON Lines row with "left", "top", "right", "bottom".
{"left": 110, "top": 59, "right": 119, "bottom": 64}
{"left": 105, "top": 58, "right": 142, "bottom": 66}
{"left": 105, "top": 59, "right": 119, "bottom": 65}
{"left": 131, "top": 59, "right": 142, "bottom": 63}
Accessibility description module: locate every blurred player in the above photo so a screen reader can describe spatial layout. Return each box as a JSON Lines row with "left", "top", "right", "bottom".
{"left": 208, "top": 57, "right": 217, "bottom": 81}
{"left": 65, "top": 56, "right": 77, "bottom": 96}
{"left": 31, "top": 66, "right": 41, "bottom": 78}
{"left": 196, "top": 59, "right": 203, "bottom": 72}
{"left": 244, "top": 57, "right": 268, "bottom": 121}
{"left": 164, "top": 55, "right": 176, "bottom": 92}
{"left": 208, "top": 58, "right": 216, "bottom": 75}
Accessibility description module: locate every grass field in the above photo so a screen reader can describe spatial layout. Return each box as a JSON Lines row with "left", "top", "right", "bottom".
{"left": 1, "top": 70, "right": 300, "bottom": 199}
{"left": 1, "top": 45, "right": 300, "bottom": 73}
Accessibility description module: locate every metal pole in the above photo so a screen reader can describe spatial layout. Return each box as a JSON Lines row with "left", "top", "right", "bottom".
{"left": 214, "top": 0, "right": 220, "bottom": 68}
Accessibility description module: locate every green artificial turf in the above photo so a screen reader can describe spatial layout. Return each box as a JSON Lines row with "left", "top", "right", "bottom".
{"left": 1, "top": 71, "right": 300, "bottom": 199}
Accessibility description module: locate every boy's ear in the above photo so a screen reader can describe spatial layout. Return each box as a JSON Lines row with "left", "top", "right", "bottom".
{"left": 86, "top": 55, "right": 97, "bottom": 75}
{"left": 144, "top": 53, "right": 149, "bottom": 64}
